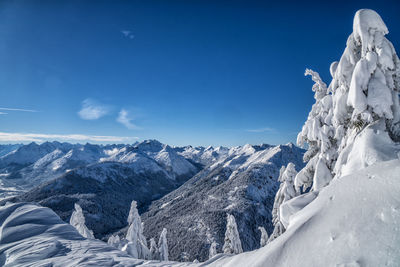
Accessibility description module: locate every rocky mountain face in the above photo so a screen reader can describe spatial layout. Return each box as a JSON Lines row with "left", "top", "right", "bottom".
{"left": 140, "top": 143, "right": 305, "bottom": 262}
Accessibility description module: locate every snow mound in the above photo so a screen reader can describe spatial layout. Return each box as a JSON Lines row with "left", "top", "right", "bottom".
{"left": 0, "top": 202, "right": 197, "bottom": 267}
{"left": 207, "top": 159, "right": 400, "bottom": 267}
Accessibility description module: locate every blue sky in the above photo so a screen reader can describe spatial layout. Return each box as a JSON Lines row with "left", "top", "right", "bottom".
{"left": 0, "top": 0, "right": 399, "bottom": 146}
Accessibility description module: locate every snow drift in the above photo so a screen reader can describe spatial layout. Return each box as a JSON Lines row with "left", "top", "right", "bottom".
{"left": 0, "top": 202, "right": 196, "bottom": 267}
{"left": 206, "top": 159, "right": 400, "bottom": 267}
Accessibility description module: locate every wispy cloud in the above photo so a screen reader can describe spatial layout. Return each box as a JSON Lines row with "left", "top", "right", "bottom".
{"left": 117, "top": 109, "right": 139, "bottom": 130}
{"left": 246, "top": 127, "right": 276, "bottom": 133}
{"left": 0, "top": 112, "right": 7, "bottom": 115}
{"left": 121, "top": 30, "right": 135, "bottom": 39}
{"left": 0, "top": 132, "right": 138, "bottom": 143}
{"left": 0, "top": 107, "right": 38, "bottom": 112}
{"left": 78, "top": 99, "right": 110, "bottom": 120}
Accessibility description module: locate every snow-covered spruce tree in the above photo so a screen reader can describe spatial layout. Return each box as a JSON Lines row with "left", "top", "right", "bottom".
{"left": 158, "top": 228, "right": 169, "bottom": 261}
{"left": 209, "top": 241, "right": 218, "bottom": 259}
{"left": 107, "top": 234, "right": 121, "bottom": 248}
{"left": 222, "top": 214, "right": 243, "bottom": 254}
{"left": 268, "top": 163, "right": 298, "bottom": 243}
{"left": 258, "top": 226, "right": 268, "bottom": 247}
{"left": 295, "top": 69, "right": 336, "bottom": 192}
{"left": 149, "top": 238, "right": 159, "bottom": 260}
{"left": 124, "top": 200, "right": 151, "bottom": 259}
{"left": 296, "top": 9, "right": 400, "bottom": 190}
{"left": 329, "top": 9, "right": 400, "bottom": 177}
{"left": 69, "top": 203, "right": 94, "bottom": 239}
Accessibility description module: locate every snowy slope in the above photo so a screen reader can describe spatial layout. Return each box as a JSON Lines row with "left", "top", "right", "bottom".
{"left": 0, "top": 202, "right": 197, "bottom": 267}
{"left": 206, "top": 159, "right": 400, "bottom": 267}
{"left": 0, "top": 144, "right": 22, "bottom": 157}
{"left": 2, "top": 160, "right": 398, "bottom": 266}
{"left": 141, "top": 143, "right": 305, "bottom": 262}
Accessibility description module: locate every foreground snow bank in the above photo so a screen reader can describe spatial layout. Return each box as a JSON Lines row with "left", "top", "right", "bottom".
{"left": 206, "top": 159, "right": 400, "bottom": 267}
{"left": 0, "top": 202, "right": 196, "bottom": 267}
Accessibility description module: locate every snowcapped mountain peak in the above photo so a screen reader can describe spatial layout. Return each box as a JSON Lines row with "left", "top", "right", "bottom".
{"left": 241, "top": 144, "right": 257, "bottom": 154}
{"left": 135, "top": 140, "right": 164, "bottom": 153}
{"left": 33, "top": 149, "right": 64, "bottom": 170}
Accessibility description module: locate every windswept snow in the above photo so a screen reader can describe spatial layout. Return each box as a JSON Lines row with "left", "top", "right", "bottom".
{"left": 207, "top": 160, "right": 400, "bottom": 267}
{"left": 0, "top": 202, "right": 197, "bottom": 267}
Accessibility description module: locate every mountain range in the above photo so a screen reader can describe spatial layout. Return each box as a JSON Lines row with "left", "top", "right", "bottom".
{"left": 0, "top": 140, "right": 304, "bottom": 260}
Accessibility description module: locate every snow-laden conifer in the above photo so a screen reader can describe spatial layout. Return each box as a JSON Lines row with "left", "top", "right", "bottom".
{"left": 296, "top": 9, "right": 400, "bottom": 191}
{"left": 69, "top": 203, "right": 94, "bottom": 239}
{"left": 295, "top": 69, "right": 335, "bottom": 192}
{"left": 149, "top": 238, "right": 159, "bottom": 260}
{"left": 209, "top": 241, "right": 218, "bottom": 259}
{"left": 329, "top": 9, "right": 400, "bottom": 177}
{"left": 124, "top": 200, "right": 150, "bottom": 259}
{"left": 258, "top": 227, "right": 268, "bottom": 247}
{"left": 222, "top": 214, "right": 243, "bottom": 254}
{"left": 158, "top": 228, "right": 169, "bottom": 261}
{"left": 258, "top": 226, "right": 268, "bottom": 247}
{"left": 107, "top": 234, "right": 121, "bottom": 248}
{"left": 268, "top": 163, "right": 298, "bottom": 242}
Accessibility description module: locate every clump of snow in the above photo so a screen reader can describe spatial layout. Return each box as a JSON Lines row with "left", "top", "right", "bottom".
{"left": 353, "top": 9, "right": 388, "bottom": 57}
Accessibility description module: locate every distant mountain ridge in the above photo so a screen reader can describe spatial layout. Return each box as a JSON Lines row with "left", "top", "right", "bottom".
{"left": 0, "top": 140, "right": 229, "bottom": 200}
{"left": 1, "top": 140, "right": 305, "bottom": 259}
{"left": 0, "top": 140, "right": 231, "bottom": 236}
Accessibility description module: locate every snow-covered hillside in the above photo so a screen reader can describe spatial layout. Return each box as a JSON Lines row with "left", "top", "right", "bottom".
{"left": 206, "top": 159, "right": 400, "bottom": 267}
{"left": 141, "top": 143, "right": 304, "bottom": 262}
{"left": 1, "top": 160, "right": 399, "bottom": 266}
{"left": 0, "top": 202, "right": 195, "bottom": 267}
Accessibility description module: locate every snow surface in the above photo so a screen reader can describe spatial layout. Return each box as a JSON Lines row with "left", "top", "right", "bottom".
{"left": 1, "top": 160, "right": 399, "bottom": 266}
{"left": 206, "top": 159, "right": 400, "bottom": 267}
{"left": 0, "top": 202, "right": 198, "bottom": 267}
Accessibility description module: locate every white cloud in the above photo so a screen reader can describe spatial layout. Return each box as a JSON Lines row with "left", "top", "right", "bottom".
{"left": 0, "top": 107, "right": 38, "bottom": 112}
{"left": 0, "top": 112, "right": 7, "bottom": 115}
{"left": 246, "top": 127, "right": 276, "bottom": 133}
{"left": 121, "top": 30, "right": 135, "bottom": 39}
{"left": 0, "top": 132, "right": 138, "bottom": 143}
{"left": 117, "top": 109, "right": 139, "bottom": 130}
{"left": 78, "top": 99, "right": 109, "bottom": 120}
